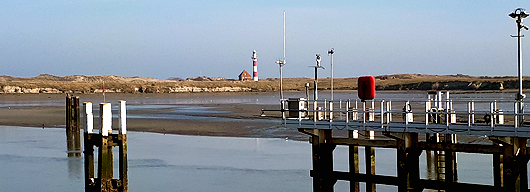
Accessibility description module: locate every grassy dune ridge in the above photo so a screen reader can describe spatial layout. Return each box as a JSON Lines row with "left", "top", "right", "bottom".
{"left": 0, "top": 74, "right": 526, "bottom": 94}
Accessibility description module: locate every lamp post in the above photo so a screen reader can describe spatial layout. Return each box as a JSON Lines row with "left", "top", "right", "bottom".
{"left": 328, "top": 48, "right": 334, "bottom": 101}
{"left": 510, "top": 8, "right": 529, "bottom": 125}
{"left": 510, "top": 8, "right": 529, "bottom": 101}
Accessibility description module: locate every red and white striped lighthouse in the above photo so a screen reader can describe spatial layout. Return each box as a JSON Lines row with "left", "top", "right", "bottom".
{"left": 252, "top": 49, "right": 258, "bottom": 81}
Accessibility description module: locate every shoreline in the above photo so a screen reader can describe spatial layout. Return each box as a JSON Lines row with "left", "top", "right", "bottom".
{"left": 0, "top": 93, "right": 309, "bottom": 141}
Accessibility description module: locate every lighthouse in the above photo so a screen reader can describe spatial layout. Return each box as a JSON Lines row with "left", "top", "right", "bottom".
{"left": 252, "top": 49, "right": 258, "bottom": 81}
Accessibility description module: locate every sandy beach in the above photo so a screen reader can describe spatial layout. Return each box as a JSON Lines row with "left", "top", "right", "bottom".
{"left": 0, "top": 93, "right": 310, "bottom": 140}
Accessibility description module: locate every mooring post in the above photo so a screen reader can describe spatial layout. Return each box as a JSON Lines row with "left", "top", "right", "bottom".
{"left": 119, "top": 100, "right": 129, "bottom": 192}
{"left": 84, "top": 101, "right": 128, "bottom": 192}
{"left": 98, "top": 103, "right": 114, "bottom": 190}
{"left": 365, "top": 131, "right": 376, "bottom": 192}
{"left": 66, "top": 95, "right": 81, "bottom": 157}
{"left": 348, "top": 130, "right": 360, "bottom": 192}
{"left": 312, "top": 129, "right": 335, "bottom": 192}
{"left": 83, "top": 102, "right": 95, "bottom": 190}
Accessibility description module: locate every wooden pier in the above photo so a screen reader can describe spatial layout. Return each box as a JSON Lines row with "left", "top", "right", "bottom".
{"left": 283, "top": 92, "right": 530, "bottom": 191}
{"left": 83, "top": 101, "right": 128, "bottom": 192}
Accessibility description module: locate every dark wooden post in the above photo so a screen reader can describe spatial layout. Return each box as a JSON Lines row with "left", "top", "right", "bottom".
{"left": 348, "top": 130, "right": 360, "bottom": 192}
{"left": 396, "top": 133, "right": 421, "bottom": 192}
{"left": 67, "top": 95, "right": 81, "bottom": 157}
{"left": 502, "top": 138, "right": 515, "bottom": 190}
{"left": 312, "top": 129, "right": 336, "bottom": 192}
{"left": 444, "top": 134, "right": 457, "bottom": 183}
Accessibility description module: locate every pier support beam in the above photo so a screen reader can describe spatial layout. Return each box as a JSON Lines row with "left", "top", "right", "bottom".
{"left": 365, "top": 131, "right": 376, "bottom": 192}
{"left": 387, "top": 133, "right": 422, "bottom": 192}
{"left": 501, "top": 137, "right": 529, "bottom": 191}
{"left": 311, "top": 129, "right": 336, "bottom": 192}
{"left": 348, "top": 130, "right": 359, "bottom": 192}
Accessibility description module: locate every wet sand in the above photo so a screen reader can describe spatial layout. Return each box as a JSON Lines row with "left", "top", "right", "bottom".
{"left": 0, "top": 93, "right": 309, "bottom": 140}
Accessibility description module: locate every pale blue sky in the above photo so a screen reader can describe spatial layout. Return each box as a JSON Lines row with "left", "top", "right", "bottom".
{"left": 0, "top": 1, "right": 529, "bottom": 79}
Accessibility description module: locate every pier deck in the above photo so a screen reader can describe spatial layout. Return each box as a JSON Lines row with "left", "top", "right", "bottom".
{"left": 280, "top": 93, "right": 530, "bottom": 191}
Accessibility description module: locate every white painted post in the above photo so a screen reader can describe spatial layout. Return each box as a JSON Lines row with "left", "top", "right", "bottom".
{"left": 100, "top": 103, "right": 112, "bottom": 136}
{"left": 353, "top": 130, "right": 358, "bottom": 139}
{"left": 471, "top": 101, "right": 475, "bottom": 124}
{"left": 380, "top": 100, "right": 384, "bottom": 127}
{"left": 369, "top": 130, "right": 375, "bottom": 140}
{"left": 515, "top": 102, "right": 519, "bottom": 128}
{"left": 339, "top": 100, "right": 342, "bottom": 120}
{"left": 467, "top": 102, "right": 471, "bottom": 127}
{"left": 329, "top": 101, "right": 333, "bottom": 122}
{"left": 425, "top": 100, "right": 429, "bottom": 126}
{"left": 119, "top": 100, "right": 127, "bottom": 135}
{"left": 490, "top": 102, "right": 495, "bottom": 128}
{"left": 346, "top": 99, "right": 350, "bottom": 123}
{"left": 84, "top": 102, "right": 93, "bottom": 133}
{"left": 324, "top": 99, "right": 327, "bottom": 119}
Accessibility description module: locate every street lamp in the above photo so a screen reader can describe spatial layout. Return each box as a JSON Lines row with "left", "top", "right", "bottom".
{"left": 510, "top": 8, "right": 529, "bottom": 126}
{"left": 510, "top": 8, "right": 529, "bottom": 101}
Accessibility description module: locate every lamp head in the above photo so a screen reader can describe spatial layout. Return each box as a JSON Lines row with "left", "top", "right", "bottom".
{"left": 510, "top": 8, "right": 529, "bottom": 19}
{"left": 316, "top": 54, "right": 321, "bottom": 67}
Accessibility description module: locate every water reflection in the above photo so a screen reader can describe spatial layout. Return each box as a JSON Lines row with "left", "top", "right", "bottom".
{"left": 68, "top": 157, "right": 83, "bottom": 180}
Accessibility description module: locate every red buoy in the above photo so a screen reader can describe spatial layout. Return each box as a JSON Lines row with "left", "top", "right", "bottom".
{"left": 358, "top": 76, "right": 376, "bottom": 101}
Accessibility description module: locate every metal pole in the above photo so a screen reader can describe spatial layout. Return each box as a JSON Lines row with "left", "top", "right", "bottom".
{"left": 280, "top": 64, "right": 284, "bottom": 100}
{"left": 328, "top": 49, "right": 334, "bottom": 101}
{"left": 314, "top": 67, "right": 318, "bottom": 101}
{"left": 510, "top": 8, "right": 529, "bottom": 125}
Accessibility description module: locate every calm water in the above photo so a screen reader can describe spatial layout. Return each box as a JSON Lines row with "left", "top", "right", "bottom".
{"left": 0, "top": 126, "right": 515, "bottom": 192}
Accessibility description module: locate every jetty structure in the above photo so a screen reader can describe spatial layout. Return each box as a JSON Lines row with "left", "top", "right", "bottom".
{"left": 82, "top": 100, "right": 129, "bottom": 192}
{"left": 274, "top": 8, "right": 530, "bottom": 192}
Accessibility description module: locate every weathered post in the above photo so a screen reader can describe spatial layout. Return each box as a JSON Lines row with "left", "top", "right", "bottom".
{"left": 312, "top": 129, "right": 335, "bottom": 192}
{"left": 84, "top": 101, "right": 128, "bottom": 192}
{"left": 396, "top": 133, "right": 420, "bottom": 192}
{"left": 66, "top": 95, "right": 81, "bottom": 157}
{"left": 348, "top": 130, "right": 360, "bottom": 192}
{"left": 501, "top": 137, "right": 529, "bottom": 191}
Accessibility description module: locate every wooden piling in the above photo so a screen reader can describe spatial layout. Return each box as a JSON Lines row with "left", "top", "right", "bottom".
{"left": 365, "top": 130, "right": 376, "bottom": 192}
{"left": 311, "top": 129, "right": 336, "bottom": 192}
{"left": 348, "top": 130, "right": 359, "bottom": 192}
{"left": 84, "top": 101, "right": 128, "bottom": 192}
{"left": 66, "top": 95, "right": 81, "bottom": 157}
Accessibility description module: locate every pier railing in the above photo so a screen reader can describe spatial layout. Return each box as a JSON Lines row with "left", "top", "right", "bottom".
{"left": 281, "top": 97, "right": 530, "bottom": 137}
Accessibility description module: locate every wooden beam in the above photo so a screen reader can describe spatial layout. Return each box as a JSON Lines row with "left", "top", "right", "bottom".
{"left": 325, "top": 171, "right": 503, "bottom": 191}
{"left": 332, "top": 138, "right": 397, "bottom": 148}
{"left": 417, "top": 142, "right": 504, "bottom": 154}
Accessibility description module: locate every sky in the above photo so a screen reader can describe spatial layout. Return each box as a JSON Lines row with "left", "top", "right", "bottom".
{"left": 1, "top": 0, "right": 529, "bottom": 79}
